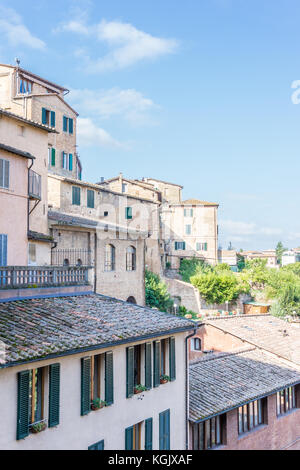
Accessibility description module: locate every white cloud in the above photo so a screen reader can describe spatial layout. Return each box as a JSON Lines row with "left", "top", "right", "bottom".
{"left": 77, "top": 117, "right": 125, "bottom": 149}
{"left": 56, "top": 18, "right": 178, "bottom": 72}
{"left": 69, "top": 87, "right": 158, "bottom": 124}
{"left": 220, "top": 219, "right": 282, "bottom": 237}
{"left": 0, "top": 6, "right": 45, "bottom": 50}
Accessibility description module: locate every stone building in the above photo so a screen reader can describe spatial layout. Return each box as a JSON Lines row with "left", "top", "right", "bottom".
{"left": 0, "top": 292, "right": 195, "bottom": 450}
{"left": 188, "top": 315, "right": 300, "bottom": 450}
{"left": 0, "top": 63, "right": 81, "bottom": 180}
{"left": 48, "top": 174, "right": 161, "bottom": 304}
{"left": 0, "top": 108, "right": 54, "bottom": 267}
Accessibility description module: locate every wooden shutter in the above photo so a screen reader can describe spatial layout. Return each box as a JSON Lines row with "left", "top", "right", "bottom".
{"left": 169, "top": 337, "right": 176, "bottom": 381}
{"left": 49, "top": 363, "right": 60, "bottom": 427}
{"left": 182, "top": 242, "right": 186, "bottom": 250}
{"left": 4, "top": 160, "right": 9, "bottom": 188}
{"left": 105, "top": 351, "right": 114, "bottom": 405}
{"left": 87, "top": 190, "right": 94, "bottom": 208}
{"left": 145, "top": 418, "right": 153, "bottom": 450}
{"left": 69, "top": 154, "right": 73, "bottom": 171}
{"left": 125, "top": 426, "right": 134, "bottom": 450}
{"left": 50, "top": 111, "right": 56, "bottom": 128}
{"left": 51, "top": 148, "right": 56, "bottom": 166}
{"left": 72, "top": 187, "right": 80, "bottom": 205}
{"left": 159, "top": 409, "right": 170, "bottom": 450}
{"left": 63, "top": 116, "right": 68, "bottom": 132}
{"left": 42, "top": 108, "right": 47, "bottom": 125}
{"left": 126, "top": 207, "right": 132, "bottom": 219}
{"left": 81, "top": 357, "right": 91, "bottom": 416}
{"left": 204, "top": 242, "right": 208, "bottom": 251}
{"left": 144, "top": 342, "right": 152, "bottom": 390}
{"left": 126, "top": 346, "right": 134, "bottom": 398}
{"left": 88, "top": 440, "right": 104, "bottom": 450}
{"left": 69, "top": 118, "right": 74, "bottom": 134}
{"left": 153, "top": 341, "right": 161, "bottom": 388}
{"left": 17, "top": 370, "right": 30, "bottom": 440}
{"left": 0, "top": 235, "right": 7, "bottom": 267}
{"left": 175, "top": 242, "right": 178, "bottom": 251}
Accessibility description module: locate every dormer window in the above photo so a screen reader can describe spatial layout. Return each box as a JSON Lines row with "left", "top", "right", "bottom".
{"left": 19, "top": 78, "right": 32, "bottom": 94}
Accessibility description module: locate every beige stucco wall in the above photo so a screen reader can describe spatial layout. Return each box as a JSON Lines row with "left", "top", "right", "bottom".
{"left": 101, "top": 176, "right": 160, "bottom": 203}
{"left": 143, "top": 179, "right": 182, "bottom": 204}
{"left": 0, "top": 331, "right": 189, "bottom": 450}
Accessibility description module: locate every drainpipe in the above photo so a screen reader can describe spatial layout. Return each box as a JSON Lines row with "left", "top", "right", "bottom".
{"left": 27, "top": 158, "right": 34, "bottom": 235}
{"left": 185, "top": 324, "right": 198, "bottom": 449}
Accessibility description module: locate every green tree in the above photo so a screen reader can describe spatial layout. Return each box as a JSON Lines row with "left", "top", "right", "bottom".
{"left": 179, "top": 258, "right": 212, "bottom": 283}
{"left": 190, "top": 271, "right": 249, "bottom": 305}
{"left": 145, "top": 270, "right": 173, "bottom": 312}
{"left": 276, "top": 241, "right": 287, "bottom": 266}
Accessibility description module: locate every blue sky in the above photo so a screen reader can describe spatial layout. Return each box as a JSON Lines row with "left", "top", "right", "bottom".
{"left": 1, "top": 0, "right": 300, "bottom": 251}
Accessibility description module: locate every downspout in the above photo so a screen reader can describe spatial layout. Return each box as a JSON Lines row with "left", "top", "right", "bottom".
{"left": 27, "top": 158, "right": 34, "bottom": 235}
{"left": 185, "top": 323, "right": 198, "bottom": 449}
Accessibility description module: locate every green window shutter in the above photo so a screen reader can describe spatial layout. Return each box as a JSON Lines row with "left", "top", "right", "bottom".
{"left": 17, "top": 370, "right": 30, "bottom": 440}
{"left": 126, "top": 207, "right": 132, "bottom": 219}
{"left": 175, "top": 242, "right": 178, "bottom": 251}
{"left": 49, "top": 363, "right": 60, "bottom": 427}
{"left": 153, "top": 340, "right": 161, "bottom": 388}
{"left": 81, "top": 357, "right": 91, "bottom": 416}
{"left": 42, "top": 108, "right": 47, "bottom": 125}
{"left": 125, "top": 426, "right": 134, "bottom": 450}
{"left": 0, "top": 234, "right": 8, "bottom": 267}
{"left": 105, "top": 351, "right": 114, "bottom": 405}
{"left": 204, "top": 242, "right": 208, "bottom": 251}
{"left": 145, "top": 342, "right": 152, "bottom": 390}
{"left": 87, "top": 190, "right": 94, "bottom": 209}
{"left": 88, "top": 440, "right": 104, "bottom": 450}
{"left": 51, "top": 148, "right": 56, "bottom": 166}
{"left": 72, "top": 186, "right": 81, "bottom": 206}
{"left": 182, "top": 242, "right": 186, "bottom": 250}
{"left": 159, "top": 409, "right": 170, "bottom": 450}
{"left": 63, "top": 116, "right": 68, "bottom": 132}
{"left": 69, "top": 118, "right": 74, "bottom": 134}
{"left": 169, "top": 337, "right": 176, "bottom": 381}
{"left": 69, "top": 154, "right": 73, "bottom": 171}
{"left": 145, "top": 418, "right": 153, "bottom": 450}
{"left": 126, "top": 346, "right": 134, "bottom": 398}
{"left": 50, "top": 111, "right": 56, "bottom": 128}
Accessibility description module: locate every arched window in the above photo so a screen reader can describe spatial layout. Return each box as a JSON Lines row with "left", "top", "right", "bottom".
{"left": 63, "top": 259, "right": 70, "bottom": 266}
{"left": 105, "top": 244, "right": 115, "bottom": 271}
{"left": 127, "top": 296, "right": 137, "bottom": 304}
{"left": 126, "top": 246, "right": 136, "bottom": 271}
{"left": 77, "top": 259, "right": 82, "bottom": 266}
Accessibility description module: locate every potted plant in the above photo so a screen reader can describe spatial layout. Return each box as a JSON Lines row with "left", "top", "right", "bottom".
{"left": 160, "top": 374, "right": 170, "bottom": 384}
{"left": 91, "top": 398, "right": 107, "bottom": 410}
{"left": 134, "top": 384, "right": 147, "bottom": 394}
{"left": 30, "top": 421, "right": 47, "bottom": 434}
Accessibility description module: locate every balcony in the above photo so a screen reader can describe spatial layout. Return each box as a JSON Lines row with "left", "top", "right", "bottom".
{"left": 0, "top": 266, "right": 90, "bottom": 289}
{"left": 28, "top": 170, "right": 41, "bottom": 200}
{"left": 51, "top": 248, "right": 92, "bottom": 267}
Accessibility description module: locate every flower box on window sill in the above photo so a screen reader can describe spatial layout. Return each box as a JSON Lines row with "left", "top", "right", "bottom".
{"left": 30, "top": 421, "right": 47, "bottom": 434}
{"left": 134, "top": 385, "right": 147, "bottom": 394}
{"left": 160, "top": 375, "right": 170, "bottom": 384}
{"left": 91, "top": 399, "right": 107, "bottom": 411}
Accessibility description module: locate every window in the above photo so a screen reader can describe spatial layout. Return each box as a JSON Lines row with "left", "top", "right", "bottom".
{"left": 87, "top": 190, "right": 95, "bottom": 209}
{"left": 0, "top": 159, "right": 9, "bottom": 189}
{"left": 63, "top": 116, "right": 74, "bottom": 134}
{"left": 277, "top": 387, "right": 296, "bottom": 416}
{"left": 159, "top": 409, "right": 170, "bottom": 450}
{"left": 62, "top": 152, "right": 68, "bottom": 170}
{"left": 0, "top": 234, "right": 7, "bottom": 267}
{"left": 175, "top": 241, "right": 185, "bottom": 250}
{"left": 28, "top": 243, "right": 36, "bottom": 265}
{"left": 19, "top": 78, "right": 32, "bottom": 94}
{"left": 122, "top": 183, "right": 128, "bottom": 193}
{"left": 104, "top": 211, "right": 108, "bottom": 217}
{"left": 42, "top": 108, "right": 55, "bottom": 127}
{"left": 48, "top": 148, "right": 56, "bottom": 167}
{"left": 105, "top": 244, "right": 115, "bottom": 271}
{"left": 72, "top": 186, "right": 81, "bottom": 206}
{"left": 192, "top": 415, "right": 225, "bottom": 450}
{"left": 191, "top": 338, "right": 201, "bottom": 351}
{"left": 68, "top": 154, "right": 73, "bottom": 172}
{"left": 153, "top": 337, "right": 176, "bottom": 387}
{"left": 185, "top": 225, "right": 191, "bottom": 235}
{"left": 17, "top": 364, "right": 60, "bottom": 440}
{"left": 196, "top": 242, "right": 208, "bottom": 251}
{"left": 88, "top": 440, "right": 104, "bottom": 450}
{"left": 125, "top": 422, "right": 143, "bottom": 450}
{"left": 126, "top": 246, "right": 136, "bottom": 271}
{"left": 125, "top": 207, "right": 133, "bottom": 220}
{"left": 81, "top": 352, "right": 114, "bottom": 416}
{"left": 238, "top": 399, "right": 265, "bottom": 434}
{"left": 126, "top": 343, "right": 152, "bottom": 397}
{"left": 184, "top": 208, "right": 193, "bottom": 217}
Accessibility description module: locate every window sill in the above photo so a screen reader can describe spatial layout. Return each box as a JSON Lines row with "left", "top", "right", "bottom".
{"left": 277, "top": 408, "right": 298, "bottom": 420}
{"left": 238, "top": 423, "right": 267, "bottom": 440}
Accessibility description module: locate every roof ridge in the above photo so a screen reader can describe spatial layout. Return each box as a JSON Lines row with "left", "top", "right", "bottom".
{"left": 190, "top": 346, "right": 256, "bottom": 366}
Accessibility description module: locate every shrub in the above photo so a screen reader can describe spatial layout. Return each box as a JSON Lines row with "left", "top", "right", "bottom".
{"left": 190, "top": 271, "right": 248, "bottom": 305}
{"left": 179, "top": 258, "right": 212, "bottom": 282}
{"left": 145, "top": 270, "right": 173, "bottom": 312}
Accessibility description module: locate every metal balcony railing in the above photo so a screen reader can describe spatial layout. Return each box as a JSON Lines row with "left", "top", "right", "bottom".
{"left": 0, "top": 266, "right": 90, "bottom": 289}
{"left": 28, "top": 170, "right": 41, "bottom": 200}
{"left": 51, "top": 249, "right": 92, "bottom": 267}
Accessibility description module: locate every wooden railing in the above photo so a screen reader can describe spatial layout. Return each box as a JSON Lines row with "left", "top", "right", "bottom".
{"left": 0, "top": 266, "right": 90, "bottom": 289}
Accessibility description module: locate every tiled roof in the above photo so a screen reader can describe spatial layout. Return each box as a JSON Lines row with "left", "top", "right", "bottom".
{"left": 0, "top": 108, "right": 57, "bottom": 133}
{"left": 0, "top": 143, "right": 35, "bottom": 160}
{"left": 182, "top": 199, "right": 219, "bottom": 206}
{"left": 0, "top": 293, "right": 195, "bottom": 368}
{"left": 189, "top": 348, "right": 300, "bottom": 422}
{"left": 205, "top": 315, "right": 300, "bottom": 365}
{"left": 28, "top": 230, "right": 54, "bottom": 243}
